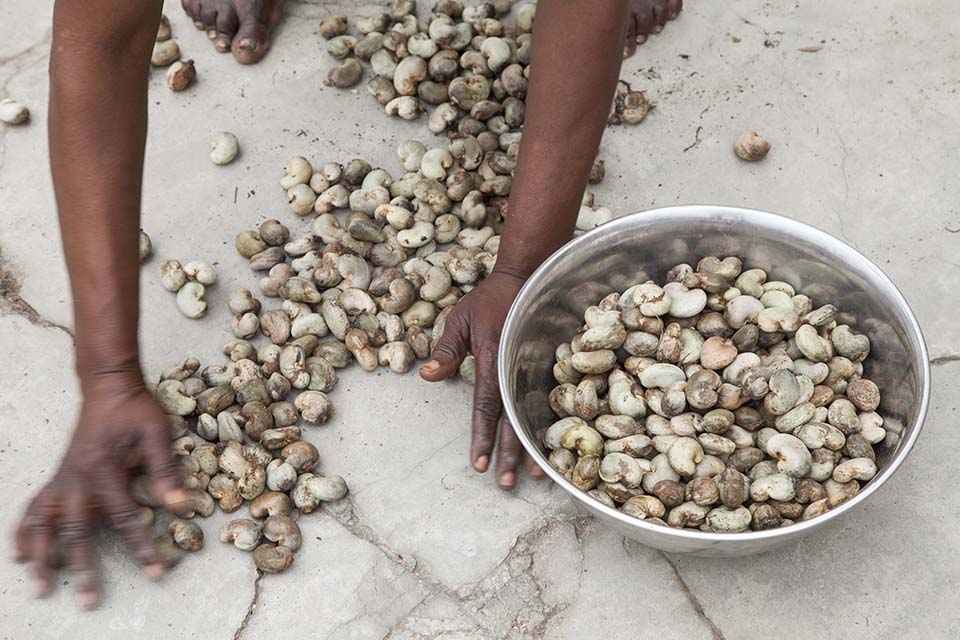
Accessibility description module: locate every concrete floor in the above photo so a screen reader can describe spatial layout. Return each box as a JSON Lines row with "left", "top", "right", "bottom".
{"left": 1, "top": 0, "right": 959, "bottom": 638}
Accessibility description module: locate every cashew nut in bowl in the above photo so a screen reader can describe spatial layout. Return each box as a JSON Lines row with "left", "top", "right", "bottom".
{"left": 535, "top": 254, "right": 893, "bottom": 532}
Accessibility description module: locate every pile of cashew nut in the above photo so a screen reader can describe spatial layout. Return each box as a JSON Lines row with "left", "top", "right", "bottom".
{"left": 319, "top": 0, "right": 647, "bottom": 232}
{"left": 321, "top": 1, "right": 647, "bottom": 129}
{"left": 159, "top": 258, "right": 218, "bottom": 319}
{"left": 144, "top": 354, "right": 348, "bottom": 573}
{"left": 544, "top": 257, "right": 894, "bottom": 532}
{"left": 232, "top": 122, "right": 610, "bottom": 392}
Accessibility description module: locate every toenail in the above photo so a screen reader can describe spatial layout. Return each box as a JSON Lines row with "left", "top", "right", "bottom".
{"left": 237, "top": 38, "right": 256, "bottom": 51}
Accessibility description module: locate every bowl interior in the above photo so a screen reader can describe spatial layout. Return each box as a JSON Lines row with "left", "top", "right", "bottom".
{"left": 499, "top": 205, "right": 928, "bottom": 544}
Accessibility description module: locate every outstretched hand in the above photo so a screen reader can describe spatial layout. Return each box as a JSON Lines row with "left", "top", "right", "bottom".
{"left": 420, "top": 270, "right": 547, "bottom": 490}
{"left": 14, "top": 373, "right": 188, "bottom": 609}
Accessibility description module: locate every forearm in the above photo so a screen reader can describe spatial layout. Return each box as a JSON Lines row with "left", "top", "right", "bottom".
{"left": 49, "top": 0, "right": 162, "bottom": 383}
{"left": 494, "top": 0, "right": 628, "bottom": 279}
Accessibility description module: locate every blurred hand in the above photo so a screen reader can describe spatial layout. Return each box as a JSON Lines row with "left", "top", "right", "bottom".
{"left": 14, "top": 373, "right": 187, "bottom": 609}
{"left": 420, "top": 270, "right": 547, "bottom": 490}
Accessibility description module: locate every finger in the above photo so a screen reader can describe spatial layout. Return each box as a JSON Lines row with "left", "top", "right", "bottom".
{"left": 15, "top": 487, "right": 56, "bottom": 562}
{"left": 526, "top": 453, "right": 547, "bottom": 479}
{"left": 142, "top": 421, "right": 190, "bottom": 511}
{"left": 31, "top": 532, "right": 55, "bottom": 597}
{"left": 97, "top": 471, "right": 165, "bottom": 578}
{"left": 25, "top": 495, "right": 58, "bottom": 597}
{"left": 494, "top": 415, "right": 524, "bottom": 490}
{"left": 14, "top": 517, "right": 30, "bottom": 562}
{"left": 420, "top": 313, "right": 470, "bottom": 381}
{"left": 61, "top": 493, "right": 100, "bottom": 609}
{"left": 21, "top": 490, "right": 58, "bottom": 595}
{"left": 470, "top": 349, "right": 501, "bottom": 473}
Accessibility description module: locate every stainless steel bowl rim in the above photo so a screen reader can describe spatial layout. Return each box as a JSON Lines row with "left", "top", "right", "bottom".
{"left": 498, "top": 204, "right": 931, "bottom": 542}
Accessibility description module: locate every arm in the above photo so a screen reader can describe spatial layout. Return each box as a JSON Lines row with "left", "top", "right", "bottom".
{"left": 14, "top": 0, "right": 186, "bottom": 609}
{"left": 421, "top": 0, "right": 629, "bottom": 489}
{"left": 493, "top": 0, "right": 629, "bottom": 279}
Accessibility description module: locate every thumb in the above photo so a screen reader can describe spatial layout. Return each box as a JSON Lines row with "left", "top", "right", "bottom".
{"left": 420, "top": 312, "right": 470, "bottom": 381}
{"left": 143, "top": 420, "right": 189, "bottom": 511}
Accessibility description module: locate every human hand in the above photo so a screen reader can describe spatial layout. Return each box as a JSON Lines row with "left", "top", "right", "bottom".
{"left": 420, "top": 269, "right": 547, "bottom": 490}
{"left": 13, "top": 372, "right": 188, "bottom": 609}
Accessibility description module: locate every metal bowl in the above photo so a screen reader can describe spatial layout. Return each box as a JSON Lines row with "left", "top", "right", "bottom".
{"left": 498, "top": 205, "right": 930, "bottom": 557}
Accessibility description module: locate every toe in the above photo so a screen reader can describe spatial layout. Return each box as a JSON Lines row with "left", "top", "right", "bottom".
{"left": 635, "top": 4, "right": 657, "bottom": 35}
{"left": 185, "top": 0, "right": 207, "bottom": 29}
{"left": 214, "top": 5, "right": 240, "bottom": 53}
{"left": 651, "top": 2, "right": 669, "bottom": 29}
{"left": 623, "top": 17, "right": 638, "bottom": 58}
{"left": 200, "top": 5, "right": 218, "bottom": 31}
{"left": 232, "top": 17, "right": 271, "bottom": 65}
{"left": 666, "top": 0, "right": 683, "bottom": 19}
{"left": 181, "top": 0, "right": 197, "bottom": 22}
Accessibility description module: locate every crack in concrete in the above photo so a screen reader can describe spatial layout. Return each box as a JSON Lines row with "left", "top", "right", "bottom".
{"left": 823, "top": 117, "right": 856, "bottom": 247}
{"left": 231, "top": 570, "right": 264, "bottom": 640}
{"left": 658, "top": 551, "right": 726, "bottom": 640}
{"left": 325, "top": 576, "right": 428, "bottom": 640}
{"left": 326, "top": 496, "right": 585, "bottom": 639}
{"left": 462, "top": 514, "right": 588, "bottom": 638}
{"left": 323, "top": 497, "right": 458, "bottom": 598}
{"left": 381, "top": 603, "right": 485, "bottom": 640}
{"left": 0, "top": 30, "right": 51, "bottom": 68}
{"left": 570, "top": 516, "right": 588, "bottom": 594}
{"left": 931, "top": 354, "right": 960, "bottom": 366}
{"left": 0, "top": 247, "right": 74, "bottom": 341}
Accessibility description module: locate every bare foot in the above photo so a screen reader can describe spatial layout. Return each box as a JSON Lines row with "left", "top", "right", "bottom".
{"left": 624, "top": 0, "right": 683, "bottom": 58}
{"left": 181, "top": 0, "right": 284, "bottom": 65}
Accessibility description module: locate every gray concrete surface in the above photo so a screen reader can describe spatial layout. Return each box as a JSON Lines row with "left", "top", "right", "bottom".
{"left": 2, "top": 0, "right": 959, "bottom": 638}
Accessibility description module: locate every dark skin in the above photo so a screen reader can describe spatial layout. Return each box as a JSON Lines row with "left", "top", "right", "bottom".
{"left": 15, "top": 0, "right": 682, "bottom": 610}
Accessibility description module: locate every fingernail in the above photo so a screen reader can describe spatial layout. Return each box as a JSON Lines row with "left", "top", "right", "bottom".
{"left": 499, "top": 472, "right": 515, "bottom": 489}
{"left": 474, "top": 456, "right": 489, "bottom": 473}
{"left": 146, "top": 563, "right": 165, "bottom": 579}
{"left": 80, "top": 591, "right": 98, "bottom": 609}
{"left": 421, "top": 360, "right": 439, "bottom": 375}
{"left": 165, "top": 489, "right": 190, "bottom": 505}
